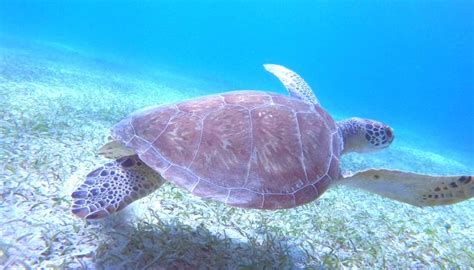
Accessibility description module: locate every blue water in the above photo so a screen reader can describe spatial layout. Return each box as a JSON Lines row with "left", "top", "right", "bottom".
{"left": 1, "top": 0, "right": 473, "bottom": 163}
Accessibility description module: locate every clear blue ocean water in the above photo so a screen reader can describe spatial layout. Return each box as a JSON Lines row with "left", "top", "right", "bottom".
{"left": 1, "top": 2, "right": 474, "bottom": 268}
{"left": 1, "top": 0, "right": 473, "bottom": 161}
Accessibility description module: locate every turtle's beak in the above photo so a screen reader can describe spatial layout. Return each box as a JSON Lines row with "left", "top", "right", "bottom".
{"left": 386, "top": 127, "right": 395, "bottom": 144}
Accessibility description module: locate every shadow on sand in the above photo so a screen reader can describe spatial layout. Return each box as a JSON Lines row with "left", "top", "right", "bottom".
{"left": 92, "top": 213, "right": 307, "bottom": 269}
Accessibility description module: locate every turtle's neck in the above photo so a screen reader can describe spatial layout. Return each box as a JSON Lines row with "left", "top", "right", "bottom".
{"left": 336, "top": 118, "right": 363, "bottom": 154}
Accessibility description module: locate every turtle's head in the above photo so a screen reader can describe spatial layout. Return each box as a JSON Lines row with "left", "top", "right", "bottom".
{"left": 337, "top": 117, "right": 394, "bottom": 154}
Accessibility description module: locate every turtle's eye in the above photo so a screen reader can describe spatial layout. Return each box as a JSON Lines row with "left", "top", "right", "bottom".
{"left": 378, "top": 126, "right": 394, "bottom": 147}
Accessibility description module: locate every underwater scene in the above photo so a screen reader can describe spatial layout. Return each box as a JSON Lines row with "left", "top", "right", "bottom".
{"left": 1, "top": 1, "right": 473, "bottom": 269}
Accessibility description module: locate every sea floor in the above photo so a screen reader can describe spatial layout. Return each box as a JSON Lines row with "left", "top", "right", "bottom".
{"left": 1, "top": 38, "right": 473, "bottom": 269}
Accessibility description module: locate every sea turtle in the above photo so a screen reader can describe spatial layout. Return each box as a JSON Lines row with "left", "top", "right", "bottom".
{"left": 71, "top": 64, "right": 473, "bottom": 220}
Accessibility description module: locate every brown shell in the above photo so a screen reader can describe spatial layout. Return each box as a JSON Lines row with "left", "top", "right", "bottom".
{"left": 111, "top": 91, "right": 342, "bottom": 209}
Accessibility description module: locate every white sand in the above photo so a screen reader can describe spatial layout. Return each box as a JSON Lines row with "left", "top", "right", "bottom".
{"left": 1, "top": 38, "right": 472, "bottom": 269}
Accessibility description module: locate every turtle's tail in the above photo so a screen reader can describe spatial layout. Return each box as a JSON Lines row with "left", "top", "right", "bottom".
{"left": 71, "top": 155, "right": 165, "bottom": 220}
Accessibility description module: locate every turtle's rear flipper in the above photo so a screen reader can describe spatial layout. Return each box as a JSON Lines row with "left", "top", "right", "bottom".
{"left": 339, "top": 169, "right": 473, "bottom": 206}
{"left": 71, "top": 155, "right": 165, "bottom": 220}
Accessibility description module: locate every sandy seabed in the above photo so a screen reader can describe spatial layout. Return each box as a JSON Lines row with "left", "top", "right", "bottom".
{"left": 1, "top": 38, "right": 473, "bottom": 269}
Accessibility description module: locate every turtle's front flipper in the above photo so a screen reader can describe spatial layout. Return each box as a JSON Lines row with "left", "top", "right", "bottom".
{"left": 338, "top": 169, "right": 473, "bottom": 206}
{"left": 71, "top": 155, "right": 165, "bottom": 220}
{"left": 263, "top": 64, "right": 319, "bottom": 105}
